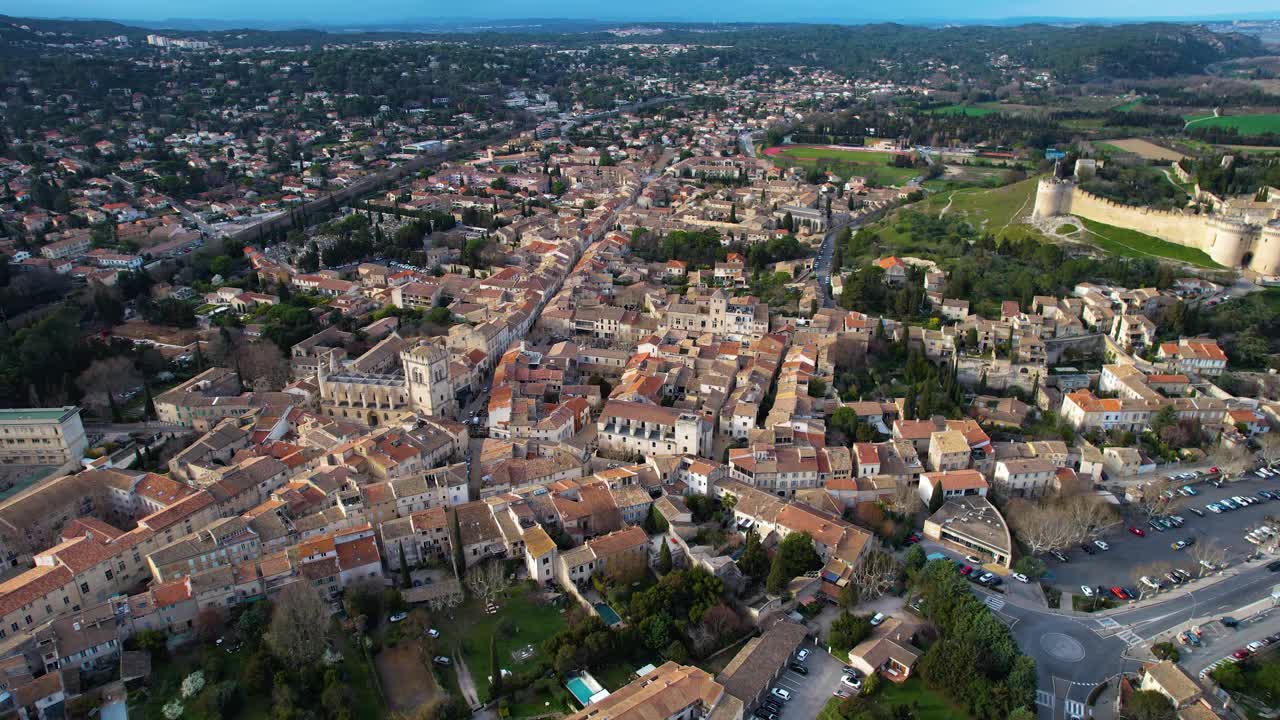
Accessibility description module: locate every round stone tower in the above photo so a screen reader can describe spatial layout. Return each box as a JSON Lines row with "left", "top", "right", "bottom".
{"left": 1248, "top": 223, "right": 1280, "bottom": 275}
{"left": 1033, "top": 177, "right": 1072, "bottom": 219}
{"left": 1204, "top": 217, "right": 1251, "bottom": 269}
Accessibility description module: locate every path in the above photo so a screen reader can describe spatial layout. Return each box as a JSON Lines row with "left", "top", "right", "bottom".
{"left": 453, "top": 645, "right": 482, "bottom": 710}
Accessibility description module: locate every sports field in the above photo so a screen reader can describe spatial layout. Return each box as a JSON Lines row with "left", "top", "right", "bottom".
{"left": 1184, "top": 113, "right": 1280, "bottom": 135}
{"left": 1078, "top": 217, "right": 1222, "bottom": 269}
{"left": 765, "top": 145, "right": 920, "bottom": 186}
{"left": 1096, "top": 138, "right": 1185, "bottom": 161}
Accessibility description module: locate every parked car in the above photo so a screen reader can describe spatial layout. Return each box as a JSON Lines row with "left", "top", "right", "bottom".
{"left": 1080, "top": 585, "right": 1095, "bottom": 597}
{"left": 1221, "top": 616, "right": 1240, "bottom": 628}
{"left": 389, "top": 612, "right": 409, "bottom": 623}
{"left": 1094, "top": 540, "right": 1110, "bottom": 551}
{"left": 832, "top": 688, "right": 852, "bottom": 699}
{"left": 965, "top": 555, "right": 982, "bottom": 565}
{"left": 796, "top": 649, "right": 810, "bottom": 663}
{"left": 959, "top": 565, "right": 973, "bottom": 576}
{"left": 1050, "top": 550, "right": 1069, "bottom": 562}
{"left": 1181, "top": 485, "right": 1198, "bottom": 496}
{"left": 1232, "top": 649, "right": 1250, "bottom": 659}
{"left": 1141, "top": 576, "right": 1162, "bottom": 591}
{"left": 1206, "top": 504, "right": 1223, "bottom": 514}
{"left": 1110, "top": 586, "right": 1128, "bottom": 600}
{"left": 1012, "top": 572, "right": 1030, "bottom": 583}
{"left": 1188, "top": 507, "right": 1205, "bottom": 517}
{"left": 770, "top": 688, "right": 792, "bottom": 702}
{"left": 1171, "top": 540, "right": 1188, "bottom": 551}
{"left": 841, "top": 675, "right": 863, "bottom": 691}
{"left": 433, "top": 656, "right": 452, "bottom": 667}
{"left": 1247, "top": 641, "right": 1265, "bottom": 653}
{"left": 1081, "top": 543, "right": 1096, "bottom": 555}
{"left": 1129, "top": 527, "right": 1145, "bottom": 537}
{"left": 788, "top": 663, "right": 808, "bottom": 675}
{"left": 426, "top": 628, "right": 441, "bottom": 638}
{"left": 870, "top": 612, "right": 887, "bottom": 626}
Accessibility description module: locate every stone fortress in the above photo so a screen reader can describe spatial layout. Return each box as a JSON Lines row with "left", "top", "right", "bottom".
{"left": 1032, "top": 160, "right": 1280, "bottom": 275}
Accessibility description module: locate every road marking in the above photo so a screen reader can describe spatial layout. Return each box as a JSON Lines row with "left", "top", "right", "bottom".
{"left": 1117, "top": 629, "right": 1144, "bottom": 647}
{"left": 1064, "top": 699, "right": 1086, "bottom": 719}
{"left": 1096, "top": 617, "right": 1119, "bottom": 630}
{"left": 1035, "top": 690, "right": 1054, "bottom": 708}
{"left": 983, "top": 595, "right": 1006, "bottom": 612}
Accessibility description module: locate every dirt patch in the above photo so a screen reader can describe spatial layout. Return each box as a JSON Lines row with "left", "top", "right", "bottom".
{"left": 1104, "top": 139, "right": 1186, "bottom": 162}
{"left": 375, "top": 642, "right": 439, "bottom": 714}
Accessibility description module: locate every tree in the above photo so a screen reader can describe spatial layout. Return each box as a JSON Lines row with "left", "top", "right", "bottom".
{"left": 488, "top": 633, "right": 504, "bottom": 699}
{"left": 265, "top": 582, "right": 328, "bottom": 666}
{"left": 736, "top": 530, "right": 770, "bottom": 581}
{"left": 903, "top": 545, "right": 927, "bottom": 576}
{"left": 77, "top": 357, "right": 141, "bottom": 418}
{"left": 828, "top": 611, "right": 873, "bottom": 655}
{"left": 1123, "top": 690, "right": 1175, "bottom": 720}
{"left": 767, "top": 532, "right": 822, "bottom": 594}
{"left": 449, "top": 509, "right": 465, "bottom": 577}
{"left": 465, "top": 560, "right": 509, "bottom": 604}
{"left": 1013, "top": 556, "right": 1047, "bottom": 580}
{"left": 887, "top": 481, "right": 923, "bottom": 517}
{"left": 658, "top": 541, "right": 673, "bottom": 574}
{"left": 766, "top": 555, "right": 790, "bottom": 596}
{"left": 848, "top": 550, "right": 901, "bottom": 601}
{"left": 928, "top": 480, "right": 945, "bottom": 513}
{"left": 1150, "top": 642, "right": 1180, "bottom": 662}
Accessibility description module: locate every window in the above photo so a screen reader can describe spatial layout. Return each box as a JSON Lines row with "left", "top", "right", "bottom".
{"left": 80, "top": 582, "right": 89, "bottom": 593}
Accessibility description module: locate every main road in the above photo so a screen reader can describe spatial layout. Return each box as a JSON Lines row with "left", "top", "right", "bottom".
{"left": 988, "top": 560, "right": 1279, "bottom": 719}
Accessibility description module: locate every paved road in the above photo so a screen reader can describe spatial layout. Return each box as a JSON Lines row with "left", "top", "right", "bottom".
{"left": 813, "top": 219, "right": 856, "bottom": 309}
{"left": 1044, "top": 472, "right": 1280, "bottom": 594}
{"left": 739, "top": 131, "right": 758, "bottom": 159}
{"left": 925, "top": 537, "right": 1280, "bottom": 720}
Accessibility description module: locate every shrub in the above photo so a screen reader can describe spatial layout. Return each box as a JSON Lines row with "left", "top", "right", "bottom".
{"left": 1151, "top": 642, "right": 1180, "bottom": 662}
{"left": 861, "top": 672, "right": 883, "bottom": 697}
{"left": 180, "top": 670, "right": 206, "bottom": 698}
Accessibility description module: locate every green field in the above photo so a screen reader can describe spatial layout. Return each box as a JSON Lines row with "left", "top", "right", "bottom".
{"left": 1112, "top": 98, "right": 1144, "bottom": 112}
{"left": 928, "top": 104, "right": 998, "bottom": 117}
{"left": 770, "top": 146, "right": 920, "bottom": 186}
{"left": 1078, "top": 217, "right": 1223, "bottom": 268}
{"left": 451, "top": 592, "right": 567, "bottom": 696}
{"left": 918, "top": 176, "right": 1040, "bottom": 231}
{"left": 1184, "top": 113, "right": 1280, "bottom": 135}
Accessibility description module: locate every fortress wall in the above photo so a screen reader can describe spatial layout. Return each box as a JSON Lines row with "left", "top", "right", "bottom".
{"left": 1253, "top": 227, "right": 1280, "bottom": 275}
{"left": 1067, "top": 188, "right": 1212, "bottom": 250}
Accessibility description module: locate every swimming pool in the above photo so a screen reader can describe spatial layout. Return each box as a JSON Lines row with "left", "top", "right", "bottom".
{"left": 566, "top": 677, "right": 594, "bottom": 705}
{"left": 594, "top": 602, "right": 622, "bottom": 626}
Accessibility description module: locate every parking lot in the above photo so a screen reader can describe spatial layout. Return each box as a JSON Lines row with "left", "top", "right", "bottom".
{"left": 763, "top": 640, "right": 845, "bottom": 720}
{"left": 1045, "top": 472, "right": 1280, "bottom": 596}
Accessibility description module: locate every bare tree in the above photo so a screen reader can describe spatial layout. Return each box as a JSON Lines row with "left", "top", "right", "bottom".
{"left": 1256, "top": 434, "right": 1280, "bottom": 466}
{"left": 1210, "top": 445, "right": 1251, "bottom": 477}
{"left": 848, "top": 550, "right": 901, "bottom": 601}
{"left": 1008, "top": 496, "right": 1117, "bottom": 555}
{"left": 77, "top": 357, "right": 142, "bottom": 415}
{"left": 1007, "top": 498, "right": 1081, "bottom": 555}
{"left": 266, "top": 582, "right": 330, "bottom": 665}
{"left": 465, "top": 559, "right": 509, "bottom": 604}
{"left": 1062, "top": 495, "right": 1119, "bottom": 540}
{"left": 236, "top": 341, "right": 289, "bottom": 391}
{"left": 1188, "top": 540, "right": 1228, "bottom": 577}
{"left": 884, "top": 482, "right": 923, "bottom": 517}
{"left": 1132, "top": 477, "right": 1184, "bottom": 518}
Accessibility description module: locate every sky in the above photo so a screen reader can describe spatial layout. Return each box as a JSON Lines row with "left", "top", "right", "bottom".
{"left": 7, "top": 0, "right": 1280, "bottom": 25}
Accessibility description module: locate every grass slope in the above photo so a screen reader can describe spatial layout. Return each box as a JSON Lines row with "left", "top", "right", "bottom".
{"left": 770, "top": 146, "right": 919, "bottom": 186}
{"left": 928, "top": 105, "right": 998, "bottom": 117}
{"left": 1078, "top": 217, "right": 1222, "bottom": 268}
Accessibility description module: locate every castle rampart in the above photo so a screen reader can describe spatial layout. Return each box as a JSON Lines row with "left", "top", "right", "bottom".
{"left": 1032, "top": 177, "right": 1280, "bottom": 273}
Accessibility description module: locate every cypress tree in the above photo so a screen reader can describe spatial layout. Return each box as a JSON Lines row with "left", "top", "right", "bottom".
{"left": 489, "top": 633, "right": 504, "bottom": 699}
{"left": 658, "top": 541, "right": 673, "bottom": 575}
{"left": 929, "top": 479, "right": 945, "bottom": 513}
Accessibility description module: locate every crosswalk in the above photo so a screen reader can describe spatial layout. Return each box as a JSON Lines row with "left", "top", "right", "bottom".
{"left": 1095, "top": 617, "right": 1120, "bottom": 630}
{"left": 1116, "top": 629, "right": 1144, "bottom": 647}
{"left": 1064, "top": 699, "right": 1086, "bottom": 719}
{"left": 1035, "top": 690, "right": 1054, "bottom": 708}
{"left": 983, "top": 595, "right": 1006, "bottom": 612}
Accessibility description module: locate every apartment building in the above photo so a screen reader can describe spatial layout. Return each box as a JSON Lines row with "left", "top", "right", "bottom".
{"left": 597, "top": 401, "right": 712, "bottom": 459}
{"left": 0, "top": 407, "right": 88, "bottom": 473}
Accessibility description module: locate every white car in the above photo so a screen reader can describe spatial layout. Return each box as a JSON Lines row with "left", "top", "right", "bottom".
{"left": 426, "top": 628, "right": 441, "bottom": 638}
{"left": 795, "top": 648, "right": 810, "bottom": 663}
{"left": 389, "top": 612, "right": 408, "bottom": 623}
{"left": 840, "top": 675, "right": 863, "bottom": 690}
{"left": 1080, "top": 585, "right": 1095, "bottom": 597}
{"left": 770, "top": 688, "right": 792, "bottom": 702}
{"left": 1207, "top": 504, "right": 1223, "bottom": 514}
{"left": 1094, "top": 540, "right": 1110, "bottom": 551}
{"left": 870, "top": 612, "right": 886, "bottom": 626}
{"left": 1141, "top": 576, "right": 1161, "bottom": 590}
{"left": 965, "top": 555, "right": 982, "bottom": 565}
{"left": 1199, "top": 560, "right": 1216, "bottom": 571}
{"left": 1012, "top": 572, "right": 1029, "bottom": 583}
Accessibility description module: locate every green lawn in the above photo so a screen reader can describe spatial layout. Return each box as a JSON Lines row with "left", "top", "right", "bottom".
{"left": 448, "top": 591, "right": 567, "bottom": 696}
{"left": 917, "top": 176, "right": 1040, "bottom": 232}
{"left": 1184, "top": 113, "right": 1280, "bottom": 135}
{"left": 1077, "top": 217, "right": 1223, "bottom": 269}
{"left": 879, "top": 677, "right": 975, "bottom": 720}
{"left": 816, "top": 678, "right": 974, "bottom": 720}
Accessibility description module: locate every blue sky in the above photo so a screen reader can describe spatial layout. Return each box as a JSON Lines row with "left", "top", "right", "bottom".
{"left": 8, "top": 0, "right": 1280, "bottom": 24}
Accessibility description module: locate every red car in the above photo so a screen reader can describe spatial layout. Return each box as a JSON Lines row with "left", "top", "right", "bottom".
{"left": 1110, "top": 587, "right": 1129, "bottom": 600}
{"left": 1129, "top": 527, "right": 1145, "bottom": 537}
{"left": 1209, "top": 466, "right": 1220, "bottom": 474}
{"left": 1232, "top": 649, "right": 1250, "bottom": 660}
{"left": 960, "top": 565, "right": 973, "bottom": 576}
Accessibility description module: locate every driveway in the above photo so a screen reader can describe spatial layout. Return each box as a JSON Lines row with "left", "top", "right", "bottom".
{"left": 769, "top": 639, "right": 844, "bottom": 720}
